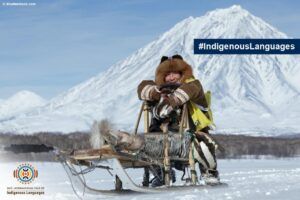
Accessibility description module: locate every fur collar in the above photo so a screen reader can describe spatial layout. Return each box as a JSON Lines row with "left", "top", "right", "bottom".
{"left": 155, "top": 58, "right": 193, "bottom": 85}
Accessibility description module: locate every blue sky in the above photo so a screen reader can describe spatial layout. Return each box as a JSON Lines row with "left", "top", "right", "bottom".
{"left": 0, "top": 0, "right": 299, "bottom": 99}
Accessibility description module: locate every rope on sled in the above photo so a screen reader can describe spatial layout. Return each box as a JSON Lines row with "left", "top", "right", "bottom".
{"left": 142, "top": 132, "right": 193, "bottom": 159}
{"left": 56, "top": 154, "right": 85, "bottom": 200}
{"left": 55, "top": 150, "right": 115, "bottom": 200}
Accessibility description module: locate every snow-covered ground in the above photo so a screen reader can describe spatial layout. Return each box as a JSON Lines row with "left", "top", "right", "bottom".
{"left": 1, "top": 158, "right": 299, "bottom": 200}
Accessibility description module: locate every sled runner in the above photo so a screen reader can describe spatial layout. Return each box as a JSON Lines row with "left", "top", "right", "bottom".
{"left": 56, "top": 148, "right": 227, "bottom": 195}
{"left": 56, "top": 142, "right": 191, "bottom": 194}
{"left": 56, "top": 101, "right": 226, "bottom": 196}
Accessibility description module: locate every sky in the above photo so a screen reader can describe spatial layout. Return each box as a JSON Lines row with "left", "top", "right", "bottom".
{"left": 0, "top": 0, "right": 299, "bottom": 100}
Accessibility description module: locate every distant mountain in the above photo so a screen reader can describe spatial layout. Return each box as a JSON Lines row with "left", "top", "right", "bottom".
{"left": 277, "top": 133, "right": 300, "bottom": 139}
{"left": 0, "top": 5, "right": 299, "bottom": 135}
{"left": 0, "top": 91, "right": 46, "bottom": 123}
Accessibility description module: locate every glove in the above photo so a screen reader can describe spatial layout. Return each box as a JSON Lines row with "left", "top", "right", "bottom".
{"left": 152, "top": 97, "right": 174, "bottom": 120}
{"left": 159, "top": 83, "right": 181, "bottom": 94}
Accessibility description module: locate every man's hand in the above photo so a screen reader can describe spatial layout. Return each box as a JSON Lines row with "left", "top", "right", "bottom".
{"left": 159, "top": 83, "right": 181, "bottom": 94}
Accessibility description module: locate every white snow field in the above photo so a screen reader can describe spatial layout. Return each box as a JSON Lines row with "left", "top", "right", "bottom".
{"left": 0, "top": 158, "right": 299, "bottom": 200}
{"left": 0, "top": 5, "right": 300, "bottom": 135}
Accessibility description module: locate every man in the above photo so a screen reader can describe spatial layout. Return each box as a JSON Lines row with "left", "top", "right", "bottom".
{"left": 138, "top": 55, "right": 210, "bottom": 132}
{"left": 137, "top": 55, "right": 219, "bottom": 186}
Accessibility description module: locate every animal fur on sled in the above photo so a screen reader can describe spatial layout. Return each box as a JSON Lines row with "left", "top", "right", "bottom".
{"left": 90, "top": 120, "right": 144, "bottom": 150}
{"left": 90, "top": 120, "right": 217, "bottom": 160}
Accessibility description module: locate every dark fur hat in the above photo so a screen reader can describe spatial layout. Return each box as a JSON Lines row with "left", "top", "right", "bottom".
{"left": 155, "top": 55, "right": 193, "bottom": 85}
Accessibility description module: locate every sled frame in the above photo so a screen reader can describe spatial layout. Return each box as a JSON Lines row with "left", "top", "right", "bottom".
{"left": 58, "top": 153, "right": 227, "bottom": 196}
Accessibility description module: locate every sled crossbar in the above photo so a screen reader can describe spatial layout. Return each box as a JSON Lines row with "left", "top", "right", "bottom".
{"left": 68, "top": 145, "right": 189, "bottom": 169}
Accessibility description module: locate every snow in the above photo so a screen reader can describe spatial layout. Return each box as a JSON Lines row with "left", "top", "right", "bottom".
{"left": 0, "top": 5, "right": 300, "bottom": 135}
{"left": 0, "top": 158, "right": 299, "bottom": 200}
{"left": 0, "top": 91, "right": 46, "bottom": 123}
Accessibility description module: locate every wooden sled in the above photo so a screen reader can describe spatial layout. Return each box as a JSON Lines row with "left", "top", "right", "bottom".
{"left": 56, "top": 102, "right": 226, "bottom": 195}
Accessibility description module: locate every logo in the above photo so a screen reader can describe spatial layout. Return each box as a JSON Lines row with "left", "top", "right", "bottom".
{"left": 13, "top": 163, "right": 38, "bottom": 184}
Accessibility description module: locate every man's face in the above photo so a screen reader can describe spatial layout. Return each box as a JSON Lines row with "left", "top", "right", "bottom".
{"left": 164, "top": 72, "right": 182, "bottom": 83}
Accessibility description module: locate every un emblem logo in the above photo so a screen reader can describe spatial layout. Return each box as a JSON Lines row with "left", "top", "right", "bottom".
{"left": 13, "top": 163, "right": 38, "bottom": 184}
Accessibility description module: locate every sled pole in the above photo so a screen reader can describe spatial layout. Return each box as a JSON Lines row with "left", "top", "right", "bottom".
{"left": 179, "top": 104, "right": 188, "bottom": 136}
{"left": 134, "top": 102, "right": 145, "bottom": 135}
{"left": 144, "top": 102, "right": 150, "bottom": 133}
{"left": 142, "top": 101, "right": 150, "bottom": 186}
{"left": 162, "top": 123, "right": 170, "bottom": 186}
{"left": 189, "top": 142, "right": 198, "bottom": 185}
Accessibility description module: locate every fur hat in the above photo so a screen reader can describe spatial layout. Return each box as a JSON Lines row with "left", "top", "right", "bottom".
{"left": 155, "top": 55, "right": 193, "bottom": 85}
